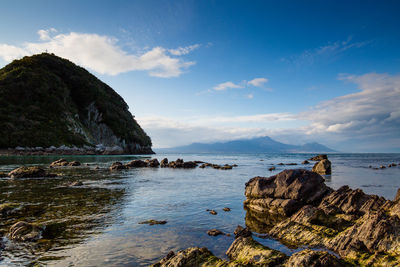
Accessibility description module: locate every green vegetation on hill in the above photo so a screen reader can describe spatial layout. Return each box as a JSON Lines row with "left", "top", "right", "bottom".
{"left": 0, "top": 53, "right": 152, "bottom": 152}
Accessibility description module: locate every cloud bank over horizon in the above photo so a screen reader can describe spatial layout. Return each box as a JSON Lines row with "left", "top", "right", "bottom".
{"left": 139, "top": 72, "right": 400, "bottom": 152}
{"left": 0, "top": 28, "right": 197, "bottom": 77}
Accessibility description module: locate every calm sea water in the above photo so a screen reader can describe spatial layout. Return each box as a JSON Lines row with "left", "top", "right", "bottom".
{"left": 0, "top": 153, "right": 399, "bottom": 266}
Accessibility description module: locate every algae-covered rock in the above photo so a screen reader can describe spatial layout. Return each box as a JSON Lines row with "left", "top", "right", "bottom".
{"left": 151, "top": 247, "right": 228, "bottom": 267}
{"left": 285, "top": 249, "right": 342, "bottom": 267}
{"left": 312, "top": 159, "right": 331, "bottom": 175}
{"left": 226, "top": 236, "right": 288, "bottom": 266}
{"left": 8, "top": 166, "right": 50, "bottom": 178}
{"left": 50, "top": 159, "right": 69, "bottom": 167}
{"left": 125, "top": 159, "right": 147, "bottom": 168}
{"left": 8, "top": 221, "right": 43, "bottom": 241}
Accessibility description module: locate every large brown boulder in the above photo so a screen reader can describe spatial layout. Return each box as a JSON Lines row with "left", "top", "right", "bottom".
{"left": 160, "top": 158, "right": 168, "bottom": 167}
{"left": 8, "top": 166, "right": 47, "bottom": 178}
{"left": 312, "top": 159, "right": 331, "bottom": 175}
{"left": 146, "top": 158, "right": 160, "bottom": 167}
{"left": 245, "top": 169, "right": 332, "bottom": 205}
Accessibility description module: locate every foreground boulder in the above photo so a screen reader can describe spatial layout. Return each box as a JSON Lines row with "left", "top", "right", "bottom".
{"left": 285, "top": 249, "right": 342, "bottom": 267}
{"left": 151, "top": 247, "right": 225, "bottom": 267}
{"left": 244, "top": 169, "right": 332, "bottom": 216}
{"left": 245, "top": 169, "right": 400, "bottom": 265}
{"left": 312, "top": 159, "right": 331, "bottom": 175}
{"left": 8, "top": 166, "right": 53, "bottom": 178}
{"left": 8, "top": 221, "right": 43, "bottom": 241}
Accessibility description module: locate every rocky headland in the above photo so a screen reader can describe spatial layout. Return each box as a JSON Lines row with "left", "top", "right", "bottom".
{"left": 0, "top": 53, "right": 153, "bottom": 155}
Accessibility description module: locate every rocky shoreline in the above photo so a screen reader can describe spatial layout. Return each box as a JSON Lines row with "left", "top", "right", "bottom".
{"left": 0, "top": 144, "right": 154, "bottom": 156}
{"left": 151, "top": 155, "right": 400, "bottom": 266}
{"left": 2, "top": 154, "right": 400, "bottom": 266}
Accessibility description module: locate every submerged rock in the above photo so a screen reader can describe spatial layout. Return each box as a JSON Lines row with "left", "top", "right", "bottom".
{"left": 207, "top": 229, "right": 225, "bottom": 236}
{"left": 8, "top": 221, "right": 43, "bottom": 241}
{"left": 312, "top": 159, "right": 332, "bottom": 175}
{"left": 138, "top": 220, "right": 167, "bottom": 225}
{"left": 209, "top": 210, "right": 218, "bottom": 215}
{"left": 223, "top": 207, "right": 231, "bottom": 212}
{"left": 302, "top": 160, "right": 310, "bottom": 164}
{"left": 8, "top": 166, "right": 53, "bottom": 178}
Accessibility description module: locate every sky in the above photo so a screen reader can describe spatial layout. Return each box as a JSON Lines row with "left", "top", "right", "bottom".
{"left": 0, "top": 0, "right": 399, "bottom": 152}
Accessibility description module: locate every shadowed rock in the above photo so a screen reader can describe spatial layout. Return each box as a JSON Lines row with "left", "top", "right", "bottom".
{"left": 125, "top": 159, "right": 147, "bottom": 168}
{"left": 109, "top": 162, "right": 127, "bottom": 171}
{"left": 8, "top": 221, "right": 43, "bottom": 241}
{"left": 8, "top": 166, "right": 54, "bottom": 178}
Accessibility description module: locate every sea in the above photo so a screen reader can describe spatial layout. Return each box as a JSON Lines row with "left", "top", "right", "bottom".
{"left": 0, "top": 152, "right": 399, "bottom": 266}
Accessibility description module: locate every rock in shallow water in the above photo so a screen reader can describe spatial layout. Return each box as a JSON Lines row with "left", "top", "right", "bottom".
{"left": 8, "top": 166, "right": 54, "bottom": 178}
{"left": 312, "top": 159, "right": 331, "bottom": 175}
{"left": 8, "top": 221, "right": 43, "bottom": 241}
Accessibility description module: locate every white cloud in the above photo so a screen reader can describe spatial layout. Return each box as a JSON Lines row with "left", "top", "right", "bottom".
{"left": 169, "top": 44, "right": 200, "bottom": 56}
{"left": 139, "top": 72, "right": 400, "bottom": 152}
{"left": 246, "top": 93, "right": 254, "bottom": 99}
{"left": 248, "top": 78, "right": 268, "bottom": 87}
{"left": 283, "top": 37, "right": 370, "bottom": 65}
{"left": 0, "top": 28, "right": 196, "bottom": 77}
{"left": 213, "top": 77, "right": 268, "bottom": 92}
{"left": 213, "top": 81, "right": 243, "bottom": 91}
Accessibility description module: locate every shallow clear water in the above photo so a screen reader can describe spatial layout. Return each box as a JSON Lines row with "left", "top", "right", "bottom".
{"left": 0, "top": 153, "right": 399, "bottom": 266}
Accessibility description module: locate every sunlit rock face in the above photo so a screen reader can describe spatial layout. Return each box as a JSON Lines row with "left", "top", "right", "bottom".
{"left": 243, "top": 169, "right": 400, "bottom": 265}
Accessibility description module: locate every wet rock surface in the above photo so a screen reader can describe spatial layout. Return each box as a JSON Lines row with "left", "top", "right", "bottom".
{"left": 8, "top": 166, "right": 55, "bottom": 178}
{"left": 138, "top": 219, "right": 167, "bottom": 225}
{"left": 244, "top": 169, "right": 332, "bottom": 216}
{"left": 207, "top": 229, "right": 225, "bottom": 236}
{"left": 312, "top": 159, "right": 331, "bottom": 175}
{"left": 8, "top": 221, "right": 43, "bottom": 241}
{"left": 285, "top": 249, "right": 342, "bottom": 267}
{"left": 243, "top": 169, "right": 400, "bottom": 265}
{"left": 309, "top": 154, "right": 328, "bottom": 161}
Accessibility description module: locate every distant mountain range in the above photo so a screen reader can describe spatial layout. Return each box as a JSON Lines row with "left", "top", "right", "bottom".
{"left": 156, "top": 136, "right": 335, "bottom": 153}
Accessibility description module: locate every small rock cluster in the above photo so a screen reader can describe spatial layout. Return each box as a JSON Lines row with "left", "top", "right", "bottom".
{"left": 50, "top": 158, "right": 81, "bottom": 167}
{"left": 110, "top": 158, "right": 237, "bottom": 171}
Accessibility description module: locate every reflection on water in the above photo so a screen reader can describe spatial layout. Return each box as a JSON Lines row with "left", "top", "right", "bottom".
{"left": 0, "top": 153, "right": 399, "bottom": 266}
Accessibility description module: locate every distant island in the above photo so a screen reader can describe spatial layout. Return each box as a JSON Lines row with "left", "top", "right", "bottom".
{"left": 156, "top": 136, "right": 335, "bottom": 153}
{"left": 0, "top": 53, "right": 153, "bottom": 154}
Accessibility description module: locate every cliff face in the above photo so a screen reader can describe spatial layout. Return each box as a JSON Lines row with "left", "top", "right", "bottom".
{"left": 0, "top": 53, "right": 153, "bottom": 154}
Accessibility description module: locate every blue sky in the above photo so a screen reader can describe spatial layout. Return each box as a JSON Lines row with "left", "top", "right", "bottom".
{"left": 1, "top": 0, "right": 400, "bottom": 151}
